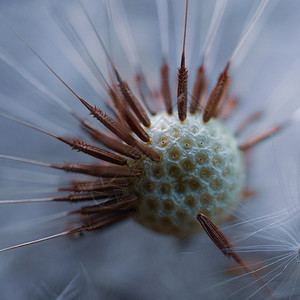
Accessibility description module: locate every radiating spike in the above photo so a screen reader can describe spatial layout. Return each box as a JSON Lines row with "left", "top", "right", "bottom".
{"left": 178, "top": 93, "right": 187, "bottom": 122}
{"left": 106, "top": 84, "right": 150, "bottom": 143}
{"left": 56, "top": 137, "right": 127, "bottom": 166}
{"left": 177, "top": 0, "right": 189, "bottom": 122}
{"left": 70, "top": 195, "right": 137, "bottom": 215}
{"left": 197, "top": 213, "right": 273, "bottom": 297}
{"left": 236, "top": 111, "right": 262, "bottom": 136}
{"left": 59, "top": 180, "right": 129, "bottom": 193}
{"left": 107, "top": 85, "right": 123, "bottom": 112}
{"left": 219, "top": 95, "right": 239, "bottom": 120}
{"left": 53, "top": 163, "right": 142, "bottom": 178}
{"left": 80, "top": 119, "right": 141, "bottom": 160}
{"left": 160, "top": 61, "right": 172, "bottom": 114}
{"left": 156, "top": 0, "right": 172, "bottom": 115}
{"left": 123, "top": 106, "right": 150, "bottom": 142}
{"left": 134, "top": 141, "right": 161, "bottom": 162}
{"left": 203, "top": 62, "right": 230, "bottom": 123}
{"left": 239, "top": 125, "right": 281, "bottom": 151}
{"left": 116, "top": 75, "right": 151, "bottom": 127}
{"left": 190, "top": 65, "right": 206, "bottom": 114}
{"left": 78, "top": 98, "right": 137, "bottom": 145}
{"left": 79, "top": 209, "right": 135, "bottom": 232}
{"left": 135, "top": 72, "right": 157, "bottom": 116}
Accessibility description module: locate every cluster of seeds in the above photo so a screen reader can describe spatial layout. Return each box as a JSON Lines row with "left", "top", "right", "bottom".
{"left": 0, "top": 1, "right": 281, "bottom": 271}
{"left": 129, "top": 113, "right": 245, "bottom": 238}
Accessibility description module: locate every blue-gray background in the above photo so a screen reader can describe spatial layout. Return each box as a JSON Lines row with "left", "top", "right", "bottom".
{"left": 0, "top": 0, "right": 300, "bottom": 299}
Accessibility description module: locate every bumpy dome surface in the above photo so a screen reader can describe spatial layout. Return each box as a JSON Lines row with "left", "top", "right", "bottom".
{"left": 129, "top": 113, "right": 245, "bottom": 238}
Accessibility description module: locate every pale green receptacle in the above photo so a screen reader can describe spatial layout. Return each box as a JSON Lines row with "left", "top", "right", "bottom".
{"left": 129, "top": 113, "right": 246, "bottom": 238}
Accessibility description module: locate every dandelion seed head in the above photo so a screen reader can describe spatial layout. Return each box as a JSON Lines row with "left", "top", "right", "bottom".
{"left": 1, "top": 0, "right": 300, "bottom": 298}
{"left": 129, "top": 112, "right": 245, "bottom": 237}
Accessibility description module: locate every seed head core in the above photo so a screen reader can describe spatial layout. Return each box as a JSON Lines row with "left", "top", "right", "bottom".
{"left": 128, "top": 113, "right": 245, "bottom": 238}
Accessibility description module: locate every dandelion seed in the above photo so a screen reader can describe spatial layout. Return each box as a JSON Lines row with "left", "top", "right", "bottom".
{"left": 0, "top": 0, "right": 300, "bottom": 298}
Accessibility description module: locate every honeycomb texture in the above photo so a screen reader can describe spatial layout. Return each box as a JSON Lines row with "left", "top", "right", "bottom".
{"left": 129, "top": 113, "right": 245, "bottom": 238}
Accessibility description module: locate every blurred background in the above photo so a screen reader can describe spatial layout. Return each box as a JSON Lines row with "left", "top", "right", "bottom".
{"left": 0, "top": 0, "right": 300, "bottom": 299}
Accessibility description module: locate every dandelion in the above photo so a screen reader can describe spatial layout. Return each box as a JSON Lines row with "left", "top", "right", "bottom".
{"left": 0, "top": 0, "right": 300, "bottom": 298}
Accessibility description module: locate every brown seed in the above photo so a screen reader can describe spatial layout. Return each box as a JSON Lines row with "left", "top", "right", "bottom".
{"left": 160, "top": 62, "right": 172, "bottom": 114}
{"left": 203, "top": 62, "right": 230, "bottom": 123}
{"left": 190, "top": 65, "right": 206, "bottom": 114}
{"left": 239, "top": 125, "right": 281, "bottom": 151}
